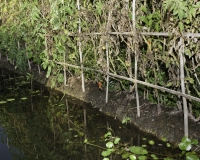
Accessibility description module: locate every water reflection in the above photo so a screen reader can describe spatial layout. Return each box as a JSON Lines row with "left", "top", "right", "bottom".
{"left": 0, "top": 127, "right": 12, "bottom": 160}
{"left": 0, "top": 70, "right": 182, "bottom": 160}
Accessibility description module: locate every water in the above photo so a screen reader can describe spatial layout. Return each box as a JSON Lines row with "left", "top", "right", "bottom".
{"left": 0, "top": 69, "right": 189, "bottom": 159}
{"left": 0, "top": 127, "right": 13, "bottom": 160}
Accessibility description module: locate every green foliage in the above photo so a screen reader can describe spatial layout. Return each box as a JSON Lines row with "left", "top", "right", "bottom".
{"left": 0, "top": 0, "right": 200, "bottom": 116}
{"left": 178, "top": 137, "right": 199, "bottom": 160}
{"left": 163, "top": 0, "right": 200, "bottom": 32}
{"left": 139, "top": 10, "right": 161, "bottom": 31}
{"left": 101, "top": 131, "right": 200, "bottom": 160}
{"left": 122, "top": 116, "right": 131, "bottom": 125}
{"left": 129, "top": 146, "right": 148, "bottom": 155}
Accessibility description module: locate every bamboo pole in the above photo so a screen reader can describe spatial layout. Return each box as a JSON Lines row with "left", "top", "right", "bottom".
{"left": 25, "top": 43, "right": 31, "bottom": 70}
{"left": 179, "top": 37, "right": 188, "bottom": 137}
{"left": 106, "top": 42, "right": 109, "bottom": 103}
{"left": 64, "top": 51, "right": 67, "bottom": 86}
{"left": 132, "top": 0, "right": 140, "bottom": 117}
{"left": 52, "top": 60, "right": 200, "bottom": 103}
{"left": 105, "top": 4, "right": 113, "bottom": 103}
{"left": 67, "top": 32, "right": 200, "bottom": 37}
{"left": 37, "top": 65, "right": 41, "bottom": 74}
{"left": 77, "top": 0, "right": 85, "bottom": 92}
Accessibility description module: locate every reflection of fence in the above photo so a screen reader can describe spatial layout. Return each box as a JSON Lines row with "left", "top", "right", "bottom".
{"left": 2, "top": 0, "right": 200, "bottom": 138}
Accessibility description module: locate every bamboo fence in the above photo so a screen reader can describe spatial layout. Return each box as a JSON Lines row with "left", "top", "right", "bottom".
{"left": 51, "top": 0, "right": 200, "bottom": 138}
{"left": 2, "top": 0, "right": 200, "bottom": 138}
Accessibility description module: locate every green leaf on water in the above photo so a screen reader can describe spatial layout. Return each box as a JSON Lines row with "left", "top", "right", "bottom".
{"left": 122, "top": 153, "right": 131, "bottom": 159}
{"left": 104, "top": 132, "right": 112, "bottom": 138}
{"left": 114, "top": 138, "right": 120, "bottom": 144}
{"left": 129, "top": 154, "right": 137, "bottom": 160}
{"left": 185, "top": 154, "right": 199, "bottom": 160}
{"left": 129, "top": 146, "right": 148, "bottom": 155}
{"left": 101, "top": 149, "right": 114, "bottom": 157}
{"left": 138, "top": 155, "right": 147, "bottom": 160}
{"left": 179, "top": 137, "right": 192, "bottom": 151}
{"left": 106, "top": 141, "right": 114, "bottom": 148}
{"left": 151, "top": 154, "right": 158, "bottom": 159}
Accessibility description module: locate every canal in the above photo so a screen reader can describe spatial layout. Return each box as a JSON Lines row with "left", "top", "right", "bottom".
{"left": 0, "top": 69, "right": 196, "bottom": 159}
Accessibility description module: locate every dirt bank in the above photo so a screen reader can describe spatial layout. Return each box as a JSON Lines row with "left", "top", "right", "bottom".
{"left": 0, "top": 58, "right": 200, "bottom": 148}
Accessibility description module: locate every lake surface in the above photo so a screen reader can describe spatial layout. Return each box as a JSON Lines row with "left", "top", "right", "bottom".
{"left": 0, "top": 69, "right": 186, "bottom": 159}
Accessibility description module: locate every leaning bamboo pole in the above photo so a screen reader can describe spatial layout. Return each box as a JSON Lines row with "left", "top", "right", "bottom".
{"left": 52, "top": 60, "right": 200, "bottom": 103}
{"left": 179, "top": 37, "right": 188, "bottom": 137}
{"left": 77, "top": 0, "right": 85, "bottom": 92}
{"left": 67, "top": 32, "right": 200, "bottom": 37}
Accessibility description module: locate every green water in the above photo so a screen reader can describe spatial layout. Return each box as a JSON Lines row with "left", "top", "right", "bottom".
{"left": 0, "top": 69, "right": 189, "bottom": 160}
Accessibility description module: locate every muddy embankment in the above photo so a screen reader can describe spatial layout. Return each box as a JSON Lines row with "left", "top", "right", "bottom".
{"left": 0, "top": 58, "right": 200, "bottom": 148}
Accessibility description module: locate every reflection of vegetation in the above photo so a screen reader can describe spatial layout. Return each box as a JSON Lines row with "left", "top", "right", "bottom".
{"left": 1, "top": 70, "right": 198, "bottom": 159}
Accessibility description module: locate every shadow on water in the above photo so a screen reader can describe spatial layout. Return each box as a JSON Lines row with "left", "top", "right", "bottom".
{"left": 0, "top": 69, "right": 192, "bottom": 159}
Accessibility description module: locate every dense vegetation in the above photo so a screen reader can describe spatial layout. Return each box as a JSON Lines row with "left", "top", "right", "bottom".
{"left": 0, "top": 0, "right": 200, "bottom": 117}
